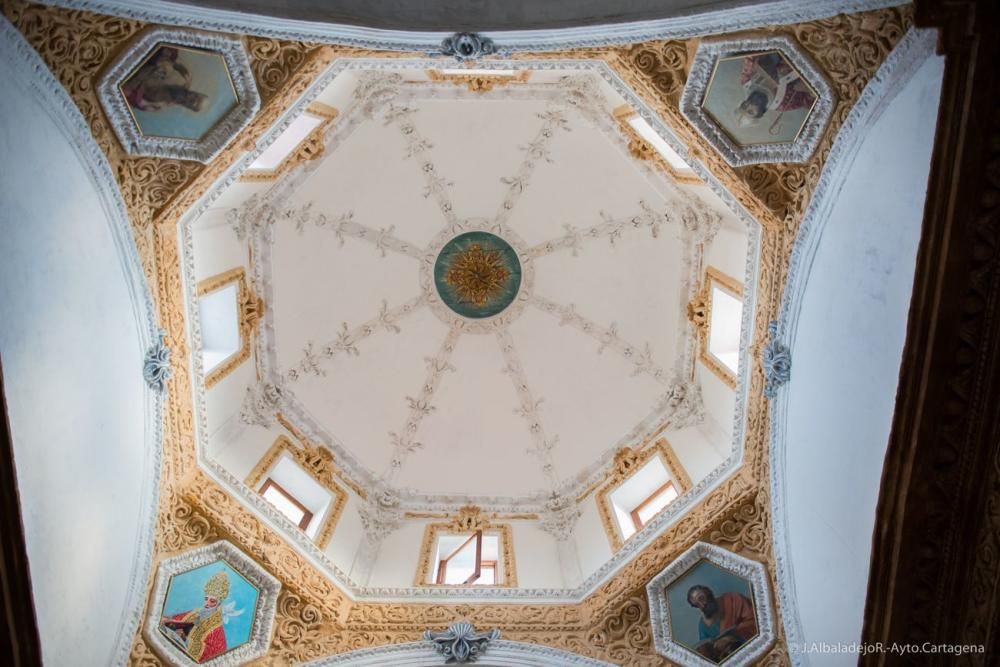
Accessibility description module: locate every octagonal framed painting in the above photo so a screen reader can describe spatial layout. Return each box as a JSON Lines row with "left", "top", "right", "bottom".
{"left": 647, "top": 541, "right": 775, "bottom": 666}
{"left": 144, "top": 540, "right": 280, "bottom": 666}
{"left": 680, "top": 35, "right": 834, "bottom": 166}
{"left": 98, "top": 27, "right": 260, "bottom": 162}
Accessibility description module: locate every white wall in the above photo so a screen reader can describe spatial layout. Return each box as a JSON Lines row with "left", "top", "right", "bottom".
{"left": 0, "top": 19, "right": 159, "bottom": 667}
{"left": 778, "top": 49, "right": 944, "bottom": 664}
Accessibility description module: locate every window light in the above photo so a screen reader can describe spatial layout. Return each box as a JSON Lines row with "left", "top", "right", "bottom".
{"left": 258, "top": 454, "right": 334, "bottom": 539}
{"left": 608, "top": 455, "right": 679, "bottom": 541}
{"left": 434, "top": 531, "right": 501, "bottom": 585}
{"left": 199, "top": 283, "right": 241, "bottom": 374}
{"left": 248, "top": 113, "right": 323, "bottom": 172}
{"left": 708, "top": 285, "right": 743, "bottom": 376}
{"left": 260, "top": 479, "right": 312, "bottom": 529}
{"left": 627, "top": 116, "right": 693, "bottom": 173}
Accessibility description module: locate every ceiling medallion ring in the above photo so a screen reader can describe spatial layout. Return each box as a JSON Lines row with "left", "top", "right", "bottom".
{"left": 421, "top": 219, "right": 534, "bottom": 334}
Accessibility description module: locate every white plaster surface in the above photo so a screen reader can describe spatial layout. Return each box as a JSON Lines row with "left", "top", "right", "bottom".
{"left": 0, "top": 49, "right": 152, "bottom": 667}
{"left": 782, "top": 54, "right": 944, "bottom": 665}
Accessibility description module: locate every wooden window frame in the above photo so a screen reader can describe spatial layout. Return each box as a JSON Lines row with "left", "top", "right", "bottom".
{"left": 415, "top": 520, "right": 517, "bottom": 588}
{"left": 629, "top": 480, "right": 678, "bottom": 532}
{"left": 259, "top": 477, "right": 313, "bottom": 531}
{"left": 435, "top": 530, "right": 489, "bottom": 585}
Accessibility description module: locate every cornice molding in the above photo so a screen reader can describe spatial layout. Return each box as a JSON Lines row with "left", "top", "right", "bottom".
{"left": 768, "top": 26, "right": 937, "bottom": 664}
{"left": 0, "top": 14, "right": 163, "bottom": 667}
{"left": 305, "top": 637, "right": 616, "bottom": 666}
{"left": 37, "top": 0, "right": 903, "bottom": 52}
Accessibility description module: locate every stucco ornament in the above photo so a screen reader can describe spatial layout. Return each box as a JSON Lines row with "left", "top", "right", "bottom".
{"left": 680, "top": 34, "right": 835, "bottom": 166}
{"left": 763, "top": 321, "right": 791, "bottom": 399}
{"left": 647, "top": 541, "right": 775, "bottom": 667}
{"left": 423, "top": 623, "right": 501, "bottom": 664}
{"left": 440, "top": 33, "right": 496, "bottom": 61}
{"left": 97, "top": 27, "right": 260, "bottom": 163}
{"left": 239, "top": 380, "right": 291, "bottom": 427}
{"left": 143, "top": 329, "right": 172, "bottom": 392}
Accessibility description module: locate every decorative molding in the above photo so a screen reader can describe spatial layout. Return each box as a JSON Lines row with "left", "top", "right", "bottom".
{"left": 679, "top": 34, "right": 836, "bottom": 166}
{"left": 143, "top": 540, "right": 281, "bottom": 667}
{"left": 97, "top": 27, "right": 261, "bottom": 163}
{"left": 762, "top": 321, "right": 791, "bottom": 399}
{"left": 612, "top": 104, "right": 702, "bottom": 185}
{"left": 144, "top": 329, "right": 174, "bottom": 392}
{"left": 244, "top": 435, "right": 348, "bottom": 549}
{"left": 37, "top": 0, "right": 902, "bottom": 52}
{"left": 426, "top": 69, "right": 530, "bottom": 92}
{"left": 596, "top": 439, "right": 693, "bottom": 550}
{"left": 305, "top": 637, "right": 617, "bottom": 666}
{"left": 240, "top": 379, "right": 292, "bottom": 428}
{"left": 196, "top": 267, "right": 264, "bottom": 388}
{"left": 646, "top": 541, "right": 775, "bottom": 667}
{"left": 241, "top": 103, "right": 339, "bottom": 181}
{"left": 690, "top": 265, "right": 744, "bottom": 389}
{"left": 423, "top": 623, "right": 500, "bottom": 663}
{"left": 414, "top": 507, "right": 519, "bottom": 588}
{"left": 0, "top": 15, "right": 164, "bottom": 667}
{"left": 440, "top": 33, "right": 496, "bottom": 61}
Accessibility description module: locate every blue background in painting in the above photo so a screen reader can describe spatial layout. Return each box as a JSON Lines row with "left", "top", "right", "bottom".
{"left": 127, "top": 45, "right": 238, "bottom": 141}
{"left": 665, "top": 560, "right": 755, "bottom": 649}
{"left": 161, "top": 560, "right": 259, "bottom": 649}
{"left": 433, "top": 231, "right": 522, "bottom": 318}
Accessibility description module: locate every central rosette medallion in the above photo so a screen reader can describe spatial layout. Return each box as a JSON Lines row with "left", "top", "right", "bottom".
{"left": 434, "top": 231, "right": 522, "bottom": 318}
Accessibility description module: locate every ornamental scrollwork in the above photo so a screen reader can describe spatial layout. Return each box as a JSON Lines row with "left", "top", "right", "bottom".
{"left": 440, "top": 33, "right": 496, "bottom": 61}
{"left": 423, "top": 623, "right": 501, "bottom": 664}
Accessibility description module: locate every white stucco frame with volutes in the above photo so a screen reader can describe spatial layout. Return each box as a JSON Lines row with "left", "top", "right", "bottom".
{"left": 97, "top": 27, "right": 260, "bottom": 163}
{"left": 646, "top": 541, "right": 775, "bottom": 667}
{"left": 680, "top": 35, "right": 835, "bottom": 166}
{"left": 144, "top": 540, "right": 281, "bottom": 667}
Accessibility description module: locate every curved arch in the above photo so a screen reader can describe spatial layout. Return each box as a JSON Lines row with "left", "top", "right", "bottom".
{"left": 306, "top": 639, "right": 616, "bottom": 666}
{"left": 769, "top": 27, "right": 943, "bottom": 662}
{"left": 0, "top": 15, "right": 162, "bottom": 667}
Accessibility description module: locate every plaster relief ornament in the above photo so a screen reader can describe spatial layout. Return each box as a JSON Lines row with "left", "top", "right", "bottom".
{"left": 98, "top": 28, "right": 260, "bottom": 162}
{"left": 762, "top": 320, "right": 791, "bottom": 399}
{"left": 143, "top": 329, "right": 172, "bottom": 392}
{"left": 145, "top": 541, "right": 280, "bottom": 667}
{"left": 435, "top": 232, "right": 521, "bottom": 318}
{"left": 647, "top": 542, "right": 775, "bottom": 667}
{"left": 440, "top": 33, "right": 496, "bottom": 61}
{"left": 423, "top": 623, "right": 501, "bottom": 664}
{"left": 680, "top": 35, "right": 835, "bottom": 166}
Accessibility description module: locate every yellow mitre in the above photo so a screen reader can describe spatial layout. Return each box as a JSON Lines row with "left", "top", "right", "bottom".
{"left": 203, "top": 570, "right": 230, "bottom": 600}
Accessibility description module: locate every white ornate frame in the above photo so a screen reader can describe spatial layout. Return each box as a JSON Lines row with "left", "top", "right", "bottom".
{"left": 305, "top": 638, "right": 617, "bottom": 666}
{"left": 680, "top": 35, "right": 835, "bottom": 166}
{"left": 646, "top": 541, "right": 775, "bottom": 667}
{"left": 97, "top": 27, "right": 260, "bottom": 163}
{"left": 144, "top": 540, "right": 281, "bottom": 667}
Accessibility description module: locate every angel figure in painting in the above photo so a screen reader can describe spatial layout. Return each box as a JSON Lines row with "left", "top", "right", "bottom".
{"left": 733, "top": 52, "right": 815, "bottom": 134}
{"left": 160, "top": 570, "right": 244, "bottom": 663}
{"left": 122, "top": 46, "right": 208, "bottom": 113}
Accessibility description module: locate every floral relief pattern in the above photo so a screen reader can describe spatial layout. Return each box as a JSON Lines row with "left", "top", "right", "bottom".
{"left": 2, "top": 2, "right": 909, "bottom": 665}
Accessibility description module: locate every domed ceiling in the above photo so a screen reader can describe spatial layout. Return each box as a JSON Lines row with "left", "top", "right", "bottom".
{"left": 188, "top": 61, "right": 755, "bottom": 597}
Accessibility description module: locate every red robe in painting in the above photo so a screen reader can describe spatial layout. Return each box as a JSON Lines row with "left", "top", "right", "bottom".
{"left": 163, "top": 606, "right": 227, "bottom": 663}
{"left": 739, "top": 55, "right": 814, "bottom": 112}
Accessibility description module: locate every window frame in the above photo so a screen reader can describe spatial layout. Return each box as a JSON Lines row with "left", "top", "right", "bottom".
{"left": 259, "top": 477, "right": 314, "bottom": 531}
{"left": 416, "top": 515, "right": 517, "bottom": 588}
{"left": 613, "top": 104, "right": 701, "bottom": 185}
{"left": 692, "top": 265, "right": 744, "bottom": 389}
{"left": 196, "top": 267, "right": 263, "bottom": 388}
{"left": 242, "top": 102, "right": 338, "bottom": 182}
{"left": 629, "top": 480, "right": 679, "bottom": 532}
{"left": 596, "top": 439, "right": 692, "bottom": 550}
{"left": 245, "top": 434, "right": 348, "bottom": 548}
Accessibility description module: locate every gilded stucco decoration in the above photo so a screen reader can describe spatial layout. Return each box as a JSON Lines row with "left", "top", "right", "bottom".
{"left": 0, "top": 1, "right": 914, "bottom": 664}
{"left": 244, "top": 435, "right": 349, "bottom": 549}
{"left": 426, "top": 68, "right": 531, "bottom": 93}
{"left": 196, "top": 267, "right": 264, "bottom": 388}
{"left": 596, "top": 439, "right": 694, "bottom": 550}
{"left": 414, "top": 506, "right": 519, "bottom": 588}
{"left": 613, "top": 103, "right": 702, "bottom": 185}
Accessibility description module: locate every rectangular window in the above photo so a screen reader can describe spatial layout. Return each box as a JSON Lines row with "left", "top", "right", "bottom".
{"left": 198, "top": 282, "right": 241, "bottom": 374}
{"left": 433, "top": 531, "right": 501, "bottom": 586}
{"left": 608, "top": 455, "right": 679, "bottom": 541}
{"left": 259, "top": 478, "right": 313, "bottom": 530}
{"left": 708, "top": 284, "right": 743, "bottom": 376}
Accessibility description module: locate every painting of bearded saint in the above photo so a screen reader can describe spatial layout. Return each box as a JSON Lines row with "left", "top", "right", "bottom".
{"left": 666, "top": 560, "right": 759, "bottom": 664}
{"left": 119, "top": 44, "right": 239, "bottom": 141}
{"left": 158, "top": 560, "right": 259, "bottom": 663}
{"left": 702, "top": 51, "right": 818, "bottom": 147}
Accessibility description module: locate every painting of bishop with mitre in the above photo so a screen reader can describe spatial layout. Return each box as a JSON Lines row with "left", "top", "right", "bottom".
{"left": 159, "top": 562, "right": 257, "bottom": 663}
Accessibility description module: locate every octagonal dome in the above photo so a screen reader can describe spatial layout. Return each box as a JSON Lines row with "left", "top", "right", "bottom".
{"left": 183, "top": 60, "right": 759, "bottom": 600}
